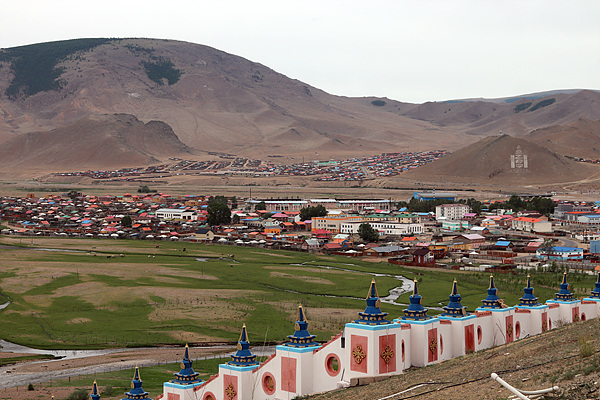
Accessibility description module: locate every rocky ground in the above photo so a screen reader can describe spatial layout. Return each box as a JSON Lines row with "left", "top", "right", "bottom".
{"left": 309, "top": 317, "right": 600, "bottom": 400}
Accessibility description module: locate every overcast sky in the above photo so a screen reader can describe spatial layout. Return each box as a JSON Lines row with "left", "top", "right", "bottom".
{"left": 1, "top": 0, "right": 599, "bottom": 103}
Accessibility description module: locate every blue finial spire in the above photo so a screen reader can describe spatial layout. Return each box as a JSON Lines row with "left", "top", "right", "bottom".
{"left": 441, "top": 279, "right": 468, "bottom": 317}
{"left": 283, "top": 304, "right": 318, "bottom": 348}
{"left": 122, "top": 366, "right": 149, "bottom": 399}
{"left": 402, "top": 279, "right": 431, "bottom": 320}
{"left": 354, "top": 278, "right": 390, "bottom": 325}
{"left": 555, "top": 272, "right": 574, "bottom": 301}
{"left": 590, "top": 272, "right": 600, "bottom": 299}
{"left": 171, "top": 344, "right": 201, "bottom": 385}
{"left": 90, "top": 380, "right": 101, "bottom": 400}
{"left": 480, "top": 275, "right": 505, "bottom": 308}
{"left": 228, "top": 324, "right": 259, "bottom": 366}
{"left": 519, "top": 275, "right": 540, "bottom": 306}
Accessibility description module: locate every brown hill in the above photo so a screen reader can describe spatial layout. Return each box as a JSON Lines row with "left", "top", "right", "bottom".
{"left": 402, "top": 134, "right": 600, "bottom": 185}
{"left": 0, "top": 114, "right": 190, "bottom": 175}
{"left": 395, "top": 90, "right": 600, "bottom": 137}
{"left": 0, "top": 38, "right": 455, "bottom": 164}
{"left": 0, "top": 38, "right": 599, "bottom": 175}
{"left": 528, "top": 118, "right": 600, "bottom": 160}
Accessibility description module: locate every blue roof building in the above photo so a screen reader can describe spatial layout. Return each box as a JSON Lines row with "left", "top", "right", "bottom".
{"left": 536, "top": 246, "right": 583, "bottom": 261}
{"left": 413, "top": 191, "right": 456, "bottom": 202}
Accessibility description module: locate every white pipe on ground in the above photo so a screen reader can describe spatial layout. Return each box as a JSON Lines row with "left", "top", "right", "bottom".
{"left": 490, "top": 373, "right": 530, "bottom": 400}
{"left": 518, "top": 385, "right": 560, "bottom": 395}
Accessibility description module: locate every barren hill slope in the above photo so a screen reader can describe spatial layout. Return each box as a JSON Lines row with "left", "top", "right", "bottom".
{"left": 402, "top": 134, "right": 599, "bottom": 185}
{"left": 0, "top": 38, "right": 458, "bottom": 163}
{"left": 528, "top": 119, "right": 600, "bottom": 160}
{"left": 0, "top": 114, "right": 190, "bottom": 175}
{"left": 395, "top": 90, "right": 600, "bottom": 137}
{"left": 0, "top": 38, "right": 598, "bottom": 173}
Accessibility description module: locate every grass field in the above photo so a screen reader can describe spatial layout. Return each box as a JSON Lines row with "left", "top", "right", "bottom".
{"left": 0, "top": 236, "right": 591, "bottom": 349}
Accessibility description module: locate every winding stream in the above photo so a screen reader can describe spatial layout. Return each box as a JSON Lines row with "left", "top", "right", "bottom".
{"left": 291, "top": 262, "right": 414, "bottom": 305}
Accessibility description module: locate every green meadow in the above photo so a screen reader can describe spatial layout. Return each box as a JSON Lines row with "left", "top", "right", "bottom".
{"left": 0, "top": 237, "right": 589, "bottom": 349}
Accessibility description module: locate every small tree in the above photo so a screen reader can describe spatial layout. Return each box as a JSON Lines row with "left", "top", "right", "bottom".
{"left": 67, "top": 190, "right": 80, "bottom": 200}
{"left": 254, "top": 201, "right": 266, "bottom": 211}
{"left": 358, "top": 223, "right": 379, "bottom": 242}
{"left": 207, "top": 201, "right": 231, "bottom": 226}
{"left": 299, "top": 205, "right": 327, "bottom": 221}
{"left": 121, "top": 215, "right": 132, "bottom": 228}
{"left": 137, "top": 185, "right": 156, "bottom": 193}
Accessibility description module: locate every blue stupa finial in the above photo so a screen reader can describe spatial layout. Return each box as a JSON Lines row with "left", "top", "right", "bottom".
{"left": 555, "top": 271, "right": 574, "bottom": 301}
{"left": 480, "top": 275, "right": 505, "bottom": 308}
{"left": 402, "top": 279, "right": 431, "bottom": 320}
{"left": 283, "top": 304, "right": 319, "bottom": 348}
{"left": 354, "top": 278, "right": 390, "bottom": 325}
{"left": 90, "top": 380, "right": 101, "bottom": 400}
{"left": 122, "top": 366, "right": 149, "bottom": 399}
{"left": 590, "top": 272, "right": 600, "bottom": 299}
{"left": 171, "top": 344, "right": 201, "bottom": 385}
{"left": 519, "top": 274, "right": 540, "bottom": 306}
{"left": 441, "top": 279, "right": 468, "bottom": 317}
{"left": 228, "top": 323, "right": 259, "bottom": 367}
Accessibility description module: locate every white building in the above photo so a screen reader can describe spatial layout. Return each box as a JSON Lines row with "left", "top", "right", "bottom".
{"left": 340, "top": 221, "right": 424, "bottom": 236}
{"left": 511, "top": 217, "right": 553, "bottom": 233}
{"left": 155, "top": 208, "right": 198, "bottom": 220}
{"left": 435, "top": 204, "right": 470, "bottom": 221}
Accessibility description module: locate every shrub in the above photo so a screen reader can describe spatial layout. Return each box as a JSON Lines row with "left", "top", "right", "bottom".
{"left": 68, "top": 388, "right": 89, "bottom": 400}
{"left": 579, "top": 335, "right": 595, "bottom": 358}
{"left": 103, "top": 385, "right": 113, "bottom": 396}
{"left": 27, "top": 383, "right": 34, "bottom": 391}
{"left": 371, "top": 99, "right": 386, "bottom": 107}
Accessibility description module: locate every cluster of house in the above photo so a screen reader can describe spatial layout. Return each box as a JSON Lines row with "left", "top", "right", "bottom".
{"left": 4, "top": 192, "right": 600, "bottom": 267}
{"left": 51, "top": 151, "right": 449, "bottom": 183}
{"left": 78, "top": 273, "right": 600, "bottom": 400}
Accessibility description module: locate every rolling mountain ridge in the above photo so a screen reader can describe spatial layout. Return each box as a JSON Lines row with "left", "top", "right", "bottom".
{"left": 0, "top": 38, "right": 598, "bottom": 180}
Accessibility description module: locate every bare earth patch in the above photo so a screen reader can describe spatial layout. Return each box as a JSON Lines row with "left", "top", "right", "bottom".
{"left": 269, "top": 271, "right": 334, "bottom": 285}
{"left": 252, "top": 252, "right": 292, "bottom": 258}
{"left": 262, "top": 265, "right": 356, "bottom": 275}
{"left": 65, "top": 317, "right": 92, "bottom": 324}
